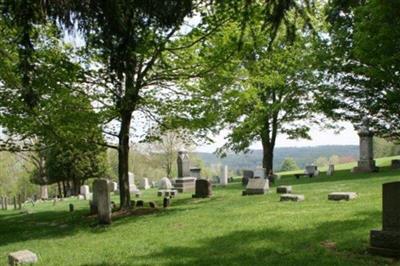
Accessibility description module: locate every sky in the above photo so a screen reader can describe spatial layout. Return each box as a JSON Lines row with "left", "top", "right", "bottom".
{"left": 196, "top": 121, "right": 359, "bottom": 153}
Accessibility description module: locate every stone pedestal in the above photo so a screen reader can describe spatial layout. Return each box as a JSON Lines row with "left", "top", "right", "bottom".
{"left": 242, "top": 178, "right": 269, "bottom": 196}
{"left": 175, "top": 177, "right": 196, "bottom": 193}
{"left": 352, "top": 121, "right": 379, "bottom": 173}
{"left": 177, "top": 151, "right": 191, "bottom": 177}
{"left": 369, "top": 182, "right": 400, "bottom": 257}
{"left": 93, "top": 179, "right": 111, "bottom": 224}
{"left": 192, "top": 179, "right": 212, "bottom": 198}
{"left": 220, "top": 165, "right": 228, "bottom": 186}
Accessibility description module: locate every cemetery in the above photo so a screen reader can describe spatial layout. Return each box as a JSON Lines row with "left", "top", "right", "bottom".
{"left": 0, "top": 1, "right": 399, "bottom": 265}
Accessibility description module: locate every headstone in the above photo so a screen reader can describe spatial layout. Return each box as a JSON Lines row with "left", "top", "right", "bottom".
{"left": 254, "top": 168, "right": 266, "bottom": 179}
{"left": 280, "top": 194, "right": 305, "bottom": 202}
{"left": 177, "top": 150, "right": 191, "bottom": 177}
{"left": 352, "top": 116, "right": 379, "bottom": 173}
{"left": 93, "top": 179, "right": 111, "bottom": 224}
{"left": 190, "top": 167, "right": 202, "bottom": 179}
{"left": 108, "top": 182, "right": 118, "bottom": 193}
{"left": 327, "top": 164, "right": 335, "bottom": 176}
{"left": 305, "top": 165, "right": 319, "bottom": 177}
{"left": 128, "top": 172, "right": 135, "bottom": 184}
{"left": 242, "top": 170, "right": 254, "bottom": 186}
{"left": 175, "top": 177, "right": 196, "bottom": 193}
{"left": 80, "top": 185, "right": 90, "bottom": 198}
{"left": 328, "top": 192, "right": 358, "bottom": 201}
{"left": 159, "top": 177, "right": 173, "bottom": 190}
{"left": 157, "top": 189, "right": 177, "bottom": 197}
{"left": 149, "top": 201, "right": 157, "bottom": 208}
{"left": 40, "top": 185, "right": 48, "bottom": 200}
{"left": 128, "top": 172, "right": 139, "bottom": 193}
{"left": 8, "top": 250, "right": 38, "bottom": 266}
{"left": 192, "top": 179, "right": 212, "bottom": 198}
{"left": 242, "top": 178, "right": 269, "bottom": 196}
{"left": 277, "top": 186, "right": 292, "bottom": 194}
{"left": 391, "top": 160, "right": 400, "bottom": 170}
{"left": 220, "top": 165, "right": 228, "bottom": 186}
{"left": 369, "top": 182, "right": 400, "bottom": 257}
{"left": 151, "top": 181, "right": 157, "bottom": 188}
{"left": 140, "top": 178, "right": 151, "bottom": 190}
{"left": 163, "top": 197, "right": 170, "bottom": 208}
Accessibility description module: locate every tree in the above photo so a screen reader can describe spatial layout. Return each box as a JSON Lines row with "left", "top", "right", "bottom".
{"left": 317, "top": 0, "right": 400, "bottom": 141}
{"left": 314, "top": 156, "right": 329, "bottom": 168}
{"left": 189, "top": 5, "right": 323, "bottom": 174}
{"left": 280, "top": 157, "right": 299, "bottom": 172}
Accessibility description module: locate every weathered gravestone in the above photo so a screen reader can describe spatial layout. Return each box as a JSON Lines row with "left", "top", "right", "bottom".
{"left": 242, "top": 170, "right": 254, "bottom": 186}
{"left": 93, "top": 179, "right": 111, "bottom": 224}
{"left": 280, "top": 194, "right": 305, "bottom": 202}
{"left": 369, "top": 182, "right": 400, "bottom": 257}
{"left": 352, "top": 117, "right": 379, "bottom": 173}
{"left": 108, "top": 181, "right": 118, "bottom": 193}
{"left": 128, "top": 172, "right": 140, "bottom": 193}
{"left": 177, "top": 150, "right": 191, "bottom": 177}
{"left": 140, "top": 178, "right": 151, "bottom": 190}
{"left": 305, "top": 165, "right": 319, "bottom": 177}
{"left": 391, "top": 160, "right": 400, "bottom": 170}
{"left": 242, "top": 178, "right": 269, "bottom": 196}
{"left": 277, "top": 186, "right": 292, "bottom": 194}
{"left": 192, "top": 179, "right": 212, "bottom": 198}
{"left": 158, "top": 177, "right": 173, "bottom": 190}
{"left": 327, "top": 164, "right": 335, "bottom": 176}
{"left": 80, "top": 185, "right": 90, "bottom": 199}
{"left": 8, "top": 250, "right": 38, "bottom": 266}
{"left": 220, "top": 165, "right": 228, "bottom": 186}
{"left": 328, "top": 192, "right": 358, "bottom": 201}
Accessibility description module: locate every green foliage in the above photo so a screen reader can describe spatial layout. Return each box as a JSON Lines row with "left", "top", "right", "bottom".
{"left": 373, "top": 138, "right": 400, "bottom": 158}
{"left": 313, "top": 156, "right": 329, "bottom": 168}
{"left": 279, "top": 157, "right": 299, "bottom": 172}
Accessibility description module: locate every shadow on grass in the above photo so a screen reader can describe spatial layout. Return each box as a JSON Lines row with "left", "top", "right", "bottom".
{"left": 125, "top": 210, "right": 384, "bottom": 266}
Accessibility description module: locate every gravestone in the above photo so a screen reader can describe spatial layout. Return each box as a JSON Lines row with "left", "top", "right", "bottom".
{"left": 242, "top": 178, "right": 269, "bottom": 195}
{"left": 177, "top": 150, "right": 191, "bottom": 177}
{"left": 242, "top": 170, "right": 254, "bottom": 186}
{"left": 220, "top": 165, "right": 228, "bottom": 186}
{"left": 277, "top": 186, "right": 292, "bottom": 194}
{"left": 140, "top": 178, "right": 151, "bottom": 190}
{"left": 305, "top": 165, "right": 319, "bottom": 177}
{"left": 80, "top": 185, "right": 90, "bottom": 199}
{"left": 149, "top": 201, "right": 157, "bottom": 208}
{"left": 391, "top": 160, "right": 400, "bottom": 170}
{"left": 93, "top": 179, "right": 111, "bottom": 224}
{"left": 192, "top": 179, "right": 212, "bottom": 198}
{"left": 175, "top": 177, "right": 196, "bottom": 193}
{"left": 163, "top": 197, "right": 170, "bottom": 208}
{"left": 159, "top": 177, "right": 173, "bottom": 190}
{"left": 190, "top": 167, "right": 202, "bottom": 179}
{"left": 280, "top": 194, "right": 304, "bottom": 202}
{"left": 254, "top": 168, "right": 266, "bottom": 179}
{"left": 327, "top": 164, "right": 335, "bottom": 176}
{"left": 40, "top": 185, "right": 48, "bottom": 200}
{"left": 352, "top": 117, "right": 379, "bottom": 173}
{"left": 369, "top": 182, "right": 400, "bottom": 257}
{"left": 108, "top": 182, "right": 118, "bottom": 193}
{"left": 328, "top": 192, "right": 358, "bottom": 201}
{"left": 128, "top": 172, "right": 140, "bottom": 193}
{"left": 8, "top": 250, "right": 38, "bottom": 266}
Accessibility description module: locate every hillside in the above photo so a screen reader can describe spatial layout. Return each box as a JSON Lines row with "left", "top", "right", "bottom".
{"left": 196, "top": 145, "right": 359, "bottom": 171}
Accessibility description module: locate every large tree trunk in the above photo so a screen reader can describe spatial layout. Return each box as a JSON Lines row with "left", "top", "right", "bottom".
{"left": 262, "top": 142, "right": 274, "bottom": 176}
{"left": 118, "top": 111, "right": 132, "bottom": 209}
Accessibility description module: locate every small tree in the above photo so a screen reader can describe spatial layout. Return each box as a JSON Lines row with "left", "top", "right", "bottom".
{"left": 280, "top": 157, "right": 299, "bottom": 172}
{"left": 314, "top": 157, "right": 329, "bottom": 168}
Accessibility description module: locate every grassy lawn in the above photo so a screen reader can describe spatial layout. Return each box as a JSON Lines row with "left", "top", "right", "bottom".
{"left": 1, "top": 162, "right": 400, "bottom": 265}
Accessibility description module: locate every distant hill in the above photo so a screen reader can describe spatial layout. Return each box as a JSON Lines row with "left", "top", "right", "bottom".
{"left": 195, "top": 145, "right": 359, "bottom": 171}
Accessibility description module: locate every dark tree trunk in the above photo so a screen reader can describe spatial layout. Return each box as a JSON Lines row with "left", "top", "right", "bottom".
{"left": 262, "top": 142, "right": 274, "bottom": 175}
{"left": 57, "top": 182, "right": 62, "bottom": 198}
{"left": 118, "top": 111, "right": 132, "bottom": 209}
{"left": 62, "top": 181, "right": 67, "bottom": 198}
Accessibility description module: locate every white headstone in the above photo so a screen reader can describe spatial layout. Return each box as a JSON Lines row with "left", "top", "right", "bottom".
{"left": 305, "top": 165, "right": 319, "bottom": 176}
{"left": 128, "top": 172, "right": 135, "bottom": 185}
{"left": 140, "top": 178, "right": 151, "bottom": 190}
{"left": 40, "top": 185, "right": 48, "bottom": 200}
{"left": 327, "top": 164, "right": 335, "bottom": 176}
{"left": 220, "top": 165, "right": 228, "bottom": 186}
{"left": 80, "top": 185, "right": 90, "bottom": 197}
{"left": 108, "top": 181, "right": 118, "bottom": 192}
{"left": 159, "top": 177, "right": 173, "bottom": 189}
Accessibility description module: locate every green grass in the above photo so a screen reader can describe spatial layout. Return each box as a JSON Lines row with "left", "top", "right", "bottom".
{"left": 1, "top": 162, "right": 400, "bottom": 265}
